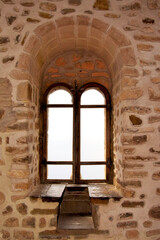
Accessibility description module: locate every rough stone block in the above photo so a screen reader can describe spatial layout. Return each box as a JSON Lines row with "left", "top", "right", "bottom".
{"left": 143, "top": 221, "right": 152, "bottom": 228}
{"left": 146, "top": 229, "right": 160, "bottom": 237}
{"left": 61, "top": 8, "right": 75, "bottom": 15}
{"left": 39, "top": 218, "right": 46, "bottom": 228}
{"left": 121, "top": 2, "right": 141, "bottom": 10}
{"left": 4, "top": 217, "right": 19, "bottom": 227}
{"left": 39, "top": 2, "right": 56, "bottom": 11}
{"left": 93, "top": 0, "right": 109, "bottom": 10}
{"left": 122, "top": 201, "right": 144, "bottom": 208}
{"left": 125, "top": 230, "right": 139, "bottom": 239}
{"left": 137, "top": 43, "right": 154, "bottom": 51}
{"left": 124, "top": 171, "right": 148, "bottom": 178}
{"left": 121, "top": 135, "right": 147, "bottom": 145}
{"left": 121, "top": 67, "right": 139, "bottom": 77}
{"left": 0, "top": 230, "right": 10, "bottom": 239}
{"left": 121, "top": 106, "right": 151, "bottom": 115}
{"left": 14, "top": 230, "right": 34, "bottom": 240}
{"left": 117, "top": 221, "right": 137, "bottom": 228}
{"left": 129, "top": 115, "right": 142, "bottom": 125}
{"left": 134, "top": 35, "right": 160, "bottom": 42}
{"left": 148, "top": 88, "right": 160, "bottom": 101}
{"left": 2, "top": 205, "right": 13, "bottom": 215}
{"left": 22, "top": 217, "right": 36, "bottom": 228}
{"left": 119, "top": 212, "right": 133, "bottom": 220}
{"left": 152, "top": 172, "right": 160, "bottom": 180}
{"left": 0, "top": 192, "right": 5, "bottom": 205}
{"left": 8, "top": 169, "right": 29, "bottom": 179}
{"left": 121, "top": 88, "right": 143, "bottom": 100}
{"left": 17, "top": 203, "right": 28, "bottom": 215}
{"left": 31, "top": 208, "right": 57, "bottom": 215}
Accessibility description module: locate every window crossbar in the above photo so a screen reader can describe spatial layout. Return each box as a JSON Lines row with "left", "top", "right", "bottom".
{"left": 45, "top": 161, "right": 107, "bottom": 165}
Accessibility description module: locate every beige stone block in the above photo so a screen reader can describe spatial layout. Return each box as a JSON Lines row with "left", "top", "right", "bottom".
{"left": 77, "top": 26, "right": 88, "bottom": 38}
{"left": 92, "top": 18, "right": 109, "bottom": 32}
{"left": 121, "top": 77, "right": 138, "bottom": 87}
{"left": 55, "top": 16, "right": 74, "bottom": 27}
{"left": 8, "top": 169, "right": 29, "bottom": 179}
{"left": 137, "top": 43, "right": 154, "bottom": 51}
{"left": 59, "top": 26, "right": 75, "bottom": 39}
{"left": 16, "top": 53, "right": 31, "bottom": 71}
{"left": 121, "top": 88, "right": 143, "bottom": 100}
{"left": 121, "top": 67, "right": 139, "bottom": 77}
{"left": 77, "top": 15, "right": 90, "bottom": 25}
{"left": 124, "top": 171, "right": 148, "bottom": 178}
{"left": 9, "top": 69, "right": 32, "bottom": 81}
{"left": 108, "top": 26, "right": 131, "bottom": 47}
{"left": 24, "top": 35, "right": 41, "bottom": 57}
{"left": 104, "top": 35, "right": 118, "bottom": 57}
{"left": 118, "top": 47, "right": 136, "bottom": 66}
{"left": 134, "top": 35, "right": 160, "bottom": 42}
{"left": 148, "top": 87, "right": 160, "bottom": 101}
{"left": 151, "top": 77, "right": 160, "bottom": 83}
{"left": 17, "top": 82, "right": 32, "bottom": 102}
{"left": 34, "top": 22, "right": 56, "bottom": 38}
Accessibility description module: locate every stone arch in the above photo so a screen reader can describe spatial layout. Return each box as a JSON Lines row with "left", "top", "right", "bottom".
{"left": 8, "top": 15, "right": 139, "bottom": 189}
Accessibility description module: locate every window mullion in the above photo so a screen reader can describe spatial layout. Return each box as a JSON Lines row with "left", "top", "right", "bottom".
{"left": 73, "top": 89, "right": 80, "bottom": 184}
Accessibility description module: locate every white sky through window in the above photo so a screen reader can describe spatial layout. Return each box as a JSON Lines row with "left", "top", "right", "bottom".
{"left": 47, "top": 89, "right": 105, "bottom": 180}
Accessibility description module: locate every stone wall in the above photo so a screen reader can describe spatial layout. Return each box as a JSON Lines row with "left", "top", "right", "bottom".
{"left": 0, "top": 0, "right": 160, "bottom": 239}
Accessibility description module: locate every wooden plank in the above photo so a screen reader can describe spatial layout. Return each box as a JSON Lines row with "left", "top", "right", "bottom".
{"left": 88, "top": 184, "right": 122, "bottom": 199}
{"left": 29, "top": 184, "right": 50, "bottom": 197}
{"left": 45, "top": 184, "right": 65, "bottom": 198}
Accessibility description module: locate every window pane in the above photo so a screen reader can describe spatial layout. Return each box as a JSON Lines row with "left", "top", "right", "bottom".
{"left": 47, "top": 165, "right": 72, "bottom": 180}
{"left": 80, "top": 165, "right": 106, "bottom": 180}
{"left": 80, "top": 108, "right": 105, "bottom": 161}
{"left": 47, "top": 108, "right": 73, "bottom": 161}
{"left": 81, "top": 89, "right": 105, "bottom": 105}
{"left": 48, "top": 89, "right": 72, "bottom": 104}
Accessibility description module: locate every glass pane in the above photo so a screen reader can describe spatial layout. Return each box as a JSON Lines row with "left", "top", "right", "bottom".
{"left": 47, "top": 165, "right": 72, "bottom": 180}
{"left": 48, "top": 89, "right": 72, "bottom": 104}
{"left": 81, "top": 89, "right": 105, "bottom": 105}
{"left": 80, "top": 108, "right": 105, "bottom": 161}
{"left": 80, "top": 165, "right": 106, "bottom": 180}
{"left": 47, "top": 108, "right": 73, "bottom": 161}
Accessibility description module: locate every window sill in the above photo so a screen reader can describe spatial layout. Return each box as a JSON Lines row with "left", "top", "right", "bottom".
{"left": 29, "top": 183, "right": 122, "bottom": 202}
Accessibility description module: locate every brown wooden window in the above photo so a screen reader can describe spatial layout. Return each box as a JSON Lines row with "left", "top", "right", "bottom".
{"left": 41, "top": 83, "right": 113, "bottom": 184}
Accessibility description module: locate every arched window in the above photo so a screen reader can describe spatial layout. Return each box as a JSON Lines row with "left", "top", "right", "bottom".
{"left": 41, "top": 83, "right": 112, "bottom": 184}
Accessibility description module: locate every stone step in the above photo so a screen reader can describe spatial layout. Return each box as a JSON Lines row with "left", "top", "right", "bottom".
{"left": 57, "top": 214, "right": 94, "bottom": 230}
{"left": 60, "top": 200, "right": 92, "bottom": 214}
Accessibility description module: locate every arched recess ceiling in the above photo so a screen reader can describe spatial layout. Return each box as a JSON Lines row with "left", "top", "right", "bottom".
{"left": 10, "top": 15, "right": 136, "bottom": 89}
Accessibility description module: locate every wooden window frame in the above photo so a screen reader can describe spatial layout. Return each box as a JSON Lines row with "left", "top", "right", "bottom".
{"left": 40, "top": 82, "right": 113, "bottom": 184}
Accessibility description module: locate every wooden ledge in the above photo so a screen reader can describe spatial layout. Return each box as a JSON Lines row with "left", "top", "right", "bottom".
{"left": 29, "top": 183, "right": 122, "bottom": 202}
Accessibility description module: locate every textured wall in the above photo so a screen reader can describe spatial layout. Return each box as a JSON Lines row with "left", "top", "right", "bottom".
{"left": 0, "top": 0, "right": 160, "bottom": 239}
